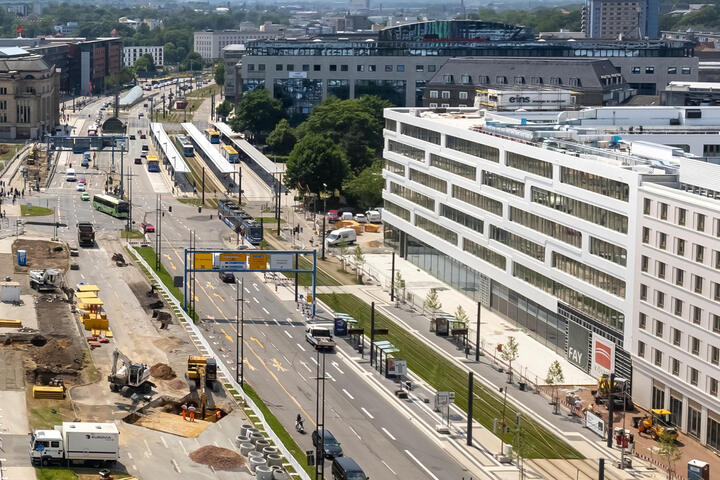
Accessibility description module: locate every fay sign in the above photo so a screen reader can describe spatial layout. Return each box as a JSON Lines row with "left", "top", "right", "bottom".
{"left": 590, "top": 333, "right": 615, "bottom": 377}
{"left": 566, "top": 322, "right": 590, "bottom": 371}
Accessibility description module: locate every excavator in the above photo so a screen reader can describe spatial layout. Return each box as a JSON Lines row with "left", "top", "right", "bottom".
{"left": 593, "top": 374, "right": 633, "bottom": 410}
{"left": 187, "top": 356, "right": 217, "bottom": 419}
{"left": 638, "top": 409, "right": 679, "bottom": 442}
{"left": 29, "top": 269, "right": 63, "bottom": 293}
{"left": 107, "top": 349, "right": 155, "bottom": 394}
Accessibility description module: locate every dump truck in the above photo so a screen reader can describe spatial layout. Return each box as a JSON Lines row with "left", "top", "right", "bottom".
{"left": 30, "top": 422, "right": 119, "bottom": 466}
{"left": 107, "top": 349, "right": 154, "bottom": 394}
{"left": 29, "top": 268, "right": 63, "bottom": 292}
{"left": 305, "top": 326, "right": 336, "bottom": 351}
{"left": 77, "top": 222, "right": 95, "bottom": 247}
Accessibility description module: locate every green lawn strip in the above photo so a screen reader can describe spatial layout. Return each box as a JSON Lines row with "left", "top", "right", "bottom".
{"left": 242, "top": 383, "right": 315, "bottom": 477}
{"left": 29, "top": 406, "right": 63, "bottom": 430}
{"left": 188, "top": 84, "right": 220, "bottom": 98}
{"left": 120, "top": 229, "right": 144, "bottom": 239}
{"left": 317, "top": 293, "right": 583, "bottom": 460}
{"left": 0, "top": 143, "right": 21, "bottom": 161}
{"left": 255, "top": 216, "right": 285, "bottom": 225}
{"left": 36, "top": 469, "right": 132, "bottom": 480}
{"left": 21, "top": 205, "right": 54, "bottom": 216}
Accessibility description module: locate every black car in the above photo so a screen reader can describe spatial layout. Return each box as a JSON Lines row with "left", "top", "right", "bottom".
{"left": 219, "top": 271, "right": 235, "bottom": 283}
{"left": 129, "top": 134, "right": 136, "bottom": 140}
{"left": 312, "top": 429, "right": 343, "bottom": 459}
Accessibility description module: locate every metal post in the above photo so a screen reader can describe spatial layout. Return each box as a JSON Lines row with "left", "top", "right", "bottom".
{"left": 321, "top": 216, "right": 326, "bottom": 260}
{"left": 598, "top": 458, "right": 605, "bottom": 480}
{"left": 201, "top": 167, "right": 205, "bottom": 205}
{"left": 183, "top": 249, "right": 188, "bottom": 312}
{"left": 240, "top": 277, "right": 244, "bottom": 388}
{"left": 370, "top": 302, "right": 375, "bottom": 366}
{"left": 607, "top": 373, "right": 615, "bottom": 448}
{"left": 236, "top": 276, "right": 240, "bottom": 385}
{"left": 467, "top": 371, "right": 473, "bottom": 446}
{"left": 294, "top": 253, "right": 299, "bottom": 303}
{"left": 500, "top": 386, "right": 508, "bottom": 455}
{"left": 516, "top": 412, "right": 523, "bottom": 480}
{"left": 276, "top": 173, "right": 281, "bottom": 235}
{"left": 311, "top": 250, "right": 317, "bottom": 317}
{"left": 390, "top": 251, "right": 395, "bottom": 302}
{"left": 476, "top": 302, "right": 481, "bottom": 361}
{"left": 238, "top": 166, "right": 242, "bottom": 205}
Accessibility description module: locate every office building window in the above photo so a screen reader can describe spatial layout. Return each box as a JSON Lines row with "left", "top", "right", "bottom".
{"left": 682, "top": 67, "right": 691, "bottom": 75}
{"left": 660, "top": 203, "right": 668, "bottom": 220}
{"left": 673, "top": 328, "right": 681, "bottom": 346}
{"left": 258, "top": 64, "right": 266, "bottom": 71}
{"left": 639, "top": 312, "right": 647, "bottom": 329}
{"left": 531, "top": 187, "right": 628, "bottom": 233}
{"left": 388, "top": 140, "right": 424, "bottom": 162}
{"left": 655, "top": 320, "right": 664, "bottom": 337}
{"left": 396, "top": 65, "right": 405, "bottom": 72}
{"left": 302, "top": 64, "right": 310, "bottom": 71}
{"left": 514, "top": 76, "right": 525, "bottom": 85}
{"left": 690, "top": 367, "right": 699, "bottom": 386}
{"left": 389, "top": 182, "right": 434, "bottom": 210}
{"left": 673, "top": 298, "right": 682, "bottom": 316}
{"left": 452, "top": 185, "right": 502, "bottom": 216}
{"left": 642, "top": 227, "right": 650, "bottom": 243}
{"left": 385, "top": 65, "right": 393, "bottom": 72}
{"left": 329, "top": 65, "right": 337, "bottom": 72}
{"left": 659, "top": 232, "right": 667, "bottom": 250}
{"left": 560, "top": 167, "right": 629, "bottom": 201}
{"left": 657, "top": 291, "right": 665, "bottom": 308}
{"left": 463, "top": 238, "right": 506, "bottom": 270}
{"left": 694, "top": 275, "right": 704, "bottom": 294}
{"left": 668, "top": 67, "right": 677, "bottom": 74}
{"left": 632, "top": 67, "right": 641, "bottom": 74}
{"left": 641, "top": 256, "right": 649, "bottom": 272}
{"left": 714, "top": 250, "right": 720, "bottom": 269}
{"left": 711, "top": 379, "right": 719, "bottom": 398}
{"left": 491, "top": 225, "right": 545, "bottom": 261}
{"left": 646, "top": 66, "right": 655, "bottom": 74}
{"left": 510, "top": 207, "right": 582, "bottom": 248}
{"left": 357, "top": 65, "right": 364, "bottom": 72}
{"left": 416, "top": 65, "right": 424, "bottom": 72}
{"left": 461, "top": 75, "right": 471, "bottom": 84}
{"left": 692, "top": 306, "right": 702, "bottom": 325}
{"left": 383, "top": 200, "right": 410, "bottom": 221}
{"left": 696, "top": 213, "right": 706, "bottom": 232}
{"left": 385, "top": 118, "right": 397, "bottom": 132}
{"left": 640, "top": 284, "right": 648, "bottom": 300}
{"left": 552, "top": 252, "right": 626, "bottom": 297}
{"left": 482, "top": 171, "right": 524, "bottom": 197}
{"left": 643, "top": 198, "right": 651, "bottom": 214}
{"left": 446, "top": 136, "right": 499, "bottom": 162}
{"left": 459, "top": 91, "right": 468, "bottom": 100}
{"left": 248, "top": 64, "right": 255, "bottom": 71}
{"left": 440, "top": 204, "right": 483, "bottom": 233}
{"left": 677, "top": 238, "right": 685, "bottom": 256}
{"left": 275, "top": 64, "right": 282, "bottom": 71}
{"left": 654, "top": 349, "right": 663, "bottom": 367}
{"left": 368, "top": 65, "right": 376, "bottom": 72}
{"left": 677, "top": 208, "right": 686, "bottom": 225}
{"left": 496, "top": 76, "right": 507, "bottom": 84}
{"left": 430, "top": 90, "right": 438, "bottom": 99}
{"left": 441, "top": 91, "right": 450, "bottom": 99}
{"left": 341, "top": 65, "right": 348, "bottom": 72}
{"left": 409, "top": 168, "right": 447, "bottom": 193}
{"left": 671, "top": 358, "right": 680, "bottom": 376}
{"left": 638, "top": 341, "right": 645, "bottom": 358}
{"left": 506, "top": 152, "right": 553, "bottom": 178}
{"left": 384, "top": 159, "right": 404, "bottom": 176}
{"left": 714, "top": 282, "right": 720, "bottom": 301}
{"left": 401, "top": 124, "right": 441, "bottom": 145}
{"left": 430, "top": 154, "right": 476, "bottom": 180}
{"left": 696, "top": 245, "right": 705, "bottom": 263}
{"left": 314, "top": 65, "right": 321, "bottom": 71}
{"left": 658, "top": 261, "right": 666, "bottom": 279}
{"left": 415, "top": 215, "right": 457, "bottom": 245}
{"left": 691, "top": 337, "right": 700, "bottom": 356}
{"left": 714, "top": 314, "right": 720, "bottom": 333}
{"left": 286, "top": 64, "right": 294, "bottom": 71}
{"left": 428, "top": 65, "right": 436, "bottom": 72}
{"left": 711, "top": 345, "right": 720, "bottom": 365}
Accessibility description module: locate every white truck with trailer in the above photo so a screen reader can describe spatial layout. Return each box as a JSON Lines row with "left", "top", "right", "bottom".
{"left": 30, "top": 422, "right": 119, "bottom": 466}
{"left": 305, "top": 326, "right": 336, "bottom": 351}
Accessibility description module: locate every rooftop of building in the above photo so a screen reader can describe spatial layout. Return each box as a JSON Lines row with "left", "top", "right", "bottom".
{"left": 0, "top": 52, "right": 51, "bottom": 72}
{"left": 388, "top": 105, "right": 720, "bottom": 176}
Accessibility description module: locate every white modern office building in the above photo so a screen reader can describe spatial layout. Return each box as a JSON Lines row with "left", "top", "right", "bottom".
{"left": 382, "top": 105, "right": 720, "bottom": 449}
{"left": 123, "top": 46, "right": 163, "bottom": 68}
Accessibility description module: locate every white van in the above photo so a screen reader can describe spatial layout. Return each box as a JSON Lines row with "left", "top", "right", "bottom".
{"left": 326, "top": 228, "right": 356, "bottom": 246}
{"left": 340, "top": 211, "right": 353, "bottom": 221}
{"left": 365, "top": 210, "right": 381, "bottom": 223}
{"left": 66, "top": 168, "right": 76, "bottom": 182}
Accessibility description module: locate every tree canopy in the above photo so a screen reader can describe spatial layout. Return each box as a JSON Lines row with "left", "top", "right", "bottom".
{"left": 266, "top": 119, "right": 297, "bottom": 155}
{"left": 214, "top": 62, "right": 225, "bottom": 86}
{"left": 134, "top": 54, "right": 157, "bottom": 75}
{"left": 284, "top": 134, "right": 348, "bottom": 194}
{"left": 343, "top": 160, "right": 384, "bottom": 210}
{"left": 229, "top": 89, "right": 284, "bottom": 140}
{"left": 216, "top": 100, "right": 233, "bottom": 119}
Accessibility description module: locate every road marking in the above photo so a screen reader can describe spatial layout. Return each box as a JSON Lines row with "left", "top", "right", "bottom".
{"left": 213, "top": 292, "right": 224, "bottom": 302}
{"left": 220, "top": 328, "right": 233, "bottom": 343}
{"left": 286, "top": 317, "right": 293, "bottom": 324}
{"left": 143, "top": 439, "right": 151, "bottom": 454}
{"left": 178, "top": 440, "right": 187, "bottom": 455}
{"left": 342, "top": 388, "right": 354, "bottom": 400}
{"left": 382, "top": 460, "right": 398, "bottom": 475}
{"left": 405, "top": 450, "right": 440, "bottom": 480}
{"left": 282, "top": 354, "right": 290, "bottom": 364}
{"left": 250, "top": 336, "right": 264, "bottom": 349}
{"left": 244, "top": 287, "right": 250, "bottom": 294}
{"left": 284, "top": 330, "right": 293, "bottom": 339}
{"left": 361, "top": 407, "right": 374, "bottom": 419}
{"left": 273, "top": 318, "right": 281, "bottom": 326}
{"left": 253, "top": 283, "right": 259, "bottom": 291}
{"left": 296, "top": 343, "right": 306, "bottom": 352}
{"left": 331, "top": 361, "right": 344, "bottom": 374}
{"left": 348, "top": 425, "right": 361, "bottom": 440}
{"left": 310, "top": 357, "right": 318, "bottom": 365}
{"left": 169, "top": 262, "right": 176, "bottom": 271}
{"left": 262, "top": 307, "right": 269, "bottom": 315}
{"left": 253, "top": 296, "right": 259, "bottom": 304}
{"left": 271, "top": 358, "right": 287, "bottom": 372}
{"left": 299, "top": 361, "right": 311, "bottom": 372}
{"left": 171, "top": 458, "right": 182, "bottom": 474}
{"left": 244, "top": 358, "right": 256, "bottom": 371}
{"left": 127, "top": 452, "right": 133, "bottom": 459}
{"left": 382, "top": 427, "right": 396, "bottom": 441}
{"left": 326, "top": 372, "right": 336, "bottom": 382}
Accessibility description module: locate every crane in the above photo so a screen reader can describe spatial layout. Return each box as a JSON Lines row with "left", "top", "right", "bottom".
{"left": 107, "top": 349, "right": 155, "bottom": 394}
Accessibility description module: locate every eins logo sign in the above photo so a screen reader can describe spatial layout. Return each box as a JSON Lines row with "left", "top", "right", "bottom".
{"left": 594, "top": 340, "right": 613, "bottom": 371}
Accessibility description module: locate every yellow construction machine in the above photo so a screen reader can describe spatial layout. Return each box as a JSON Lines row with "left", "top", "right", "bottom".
{"left": 187, "top": 355, "right": 217, "bottom": 389}
{"left": 638, "top": 409, "right": 679, "bottom": 442}
{"left": 593, "top": 374, "right": 633, "bottom": 410}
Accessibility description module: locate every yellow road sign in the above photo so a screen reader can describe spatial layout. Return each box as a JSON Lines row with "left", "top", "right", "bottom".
{"left": 193, "top": 252, "right": 213, "bottom": 270}
{"left": 219, "top": 253, "right": 247, "bottom": 262}
{"left": 248, "top": 253, "right": 268, "bottom": 270}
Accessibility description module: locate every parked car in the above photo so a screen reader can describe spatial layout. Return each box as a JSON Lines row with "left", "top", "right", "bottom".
{"left": 354, "top": 213, "right": 367, "bottom": 224}
{"left": 134, "top": 158, "right": 142, "bottom": 165}
{"left": 140, "top": 222, "right": 155, "bottom": 233}
{"left": 325, "top": 228, "right": 356, "bottom": 246}
{"left": 340, "top": 212, "right": 353, "bottom": 221}
{"left": 331, "top": 457, "right": 368, "bottom": 480}
{"left": 365, "top": 210, "right": 381, "bottom": 223}
{"left": 219, "top": 271, "right": 235, "bottom": 283}
{"left": 327, "top": 210, "right": 339, "bottom": 223}
{"left": 312, "top": 429, "right": 343, "bottom": 459}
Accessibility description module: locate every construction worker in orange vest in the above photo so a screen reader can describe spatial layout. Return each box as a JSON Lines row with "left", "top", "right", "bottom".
{"left": 188, "top": 405, "right": 196, "bottom": 422}
{"left": 181, "top": 403, "right": 187, "bottom": 421}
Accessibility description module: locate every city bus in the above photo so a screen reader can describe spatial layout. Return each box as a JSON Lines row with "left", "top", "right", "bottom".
{"left": 92, "top": 194, "right": 129, "bottom": 219}
{"left": 222, "top": 145, "right": 239, "bottom": 164}
{"left": 177, "top": 134, "right": 194, "bottom": 157}
{"left": 146, "top": 155, "right": 160, "bottom": 172}
{"left": 150, "top": 77, "right": 171, "bottom": 86}
{"left": 204, "top": 128, "right": 220, "bottom": 144}
{"left": 240, "top": 219, "right": 263, "bottom": 245}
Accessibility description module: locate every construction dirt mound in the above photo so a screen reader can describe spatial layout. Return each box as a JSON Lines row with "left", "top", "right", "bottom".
{"left": 32, "top": 338, "right": 83, "bottom": 370}
{"left": 189, "top": 445, "right": 246, "bottom": 470}
{"left": 150, "top": 363, "right": 176, "bottom": 380}
{"left": 168, "top": 378, "right": 186, "bottom": 390}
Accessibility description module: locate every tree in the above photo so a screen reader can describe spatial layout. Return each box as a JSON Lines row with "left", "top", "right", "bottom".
{"left": 353, "top": 245, "right": 365, "bottom": 281}
{"left": 423, "top": 288, "right": 442, "bottom": 317}
{"left": 214, "top": 62, "right": 225, "bottom": 86}
{"left": 501, "top": 337, "right": 519, "bottom": 384}
{"left": 454, "top": 305, "right": 469, "bottom": 327}
{"left": 657, "top": 432, "right": 681, "bottom": 479}
{"left": 545, "top": 360, "right": 565, "bottom": 415}
{"left": 134, "top": 54, "right": 156, "bottom": 75}
{"left": 229, "top": 88, "right": 284, "bottom": 140}
{"left": 181, "top": 51, "right": 203, "bottom": 71}
{"left": 266, "top": 119, "right": 296, "bottom": 155}
{"left": 216, "top": 100, "right": 233, "bottom": 119}
{"left": 343, "top": 160, "right": 383, "bottom": 210}
{"left": 284, "top": 134, "right": 348, "bottom": 194}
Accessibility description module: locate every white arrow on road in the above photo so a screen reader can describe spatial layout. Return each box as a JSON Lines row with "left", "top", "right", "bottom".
{"left": 331, "top": 361, "right": 344, "bottom": 374}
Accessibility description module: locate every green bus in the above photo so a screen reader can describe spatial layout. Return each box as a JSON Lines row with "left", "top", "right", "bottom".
{"left": 92, "top": 194, "right": 129, "bottom": 218}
